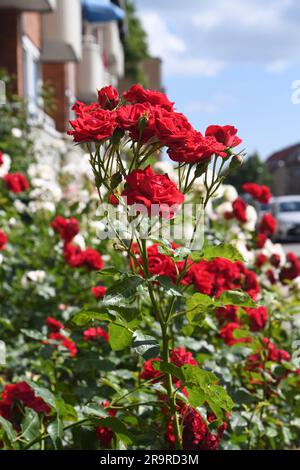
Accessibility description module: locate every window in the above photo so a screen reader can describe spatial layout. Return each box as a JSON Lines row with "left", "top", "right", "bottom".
{"left": 279, "top": 201, "right": 300, "bottom": 212}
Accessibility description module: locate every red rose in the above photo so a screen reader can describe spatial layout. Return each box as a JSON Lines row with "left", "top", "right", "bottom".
{"left": 256, "top": 233, "right": 267, "bottom": 248}
{"left": 123, "top": 84, "right": 174, "bottom": 111}
{"left": 232, "top": 197, "right": 247, "bottom": 223}
{"left": 0, "top": 382, "right": 50, "bottom": 423}
{"left": 244, "top": 306, "right": 268, "bottom": 332}
{"left": 270, "top": 253, "right": 281, "bottom": 268}
{"left": 97, "top": 85, "right": 119, "bottom": 110}
{"left": 219, "top": 322, "right": 252, "bottom": 346}
{"left": 122, "top": 165, "right": 184, "bottom": 219}
{"left": 68, "top": 103, "right": 117, "bottom": 143}
{"left": 0, "top": 151, "right": 3, "bottom": 166}
{"left": 64, "top": 243, "right": 84, "bottom": 268}
{"left": 186, "top": 261, "right": 215, "bottom": 295}
{"left": 168, "top": 132, "right": 227, "bottom": 164}
{"left": 51, "top": 216, "right": 80, "bottom": 243}
{"left": 48, "top": 332, "right": 78, "bottom": 357}
{"left": 46, "top": 316, "right": 64, "bottom": 332}
{"left": 205, "top": 125, "right": 242, "bottom": 148}
{"left": 215, "top": 306, "right": 238, "bottom": 325}
{"left": 255, "top": 253, "right": 267, "bottom": 267}
{"left": 154, "top": 110, "right": 193, "bottom": 147}
{"left": 259, "top": 213, "right": 277, "bottom": 235}
{"left": 279, "top": 252, "right": 300, "bottom": 282}
{"left": 166, "top": 404, "right": 227, "bottom": 451}
{"left": 170, "top": 347, "right": 197, "bottom": 367}
{"left": 91, "top": 285, "right": 107, "bottom": 299}
{"left": 3, "top": 173, "right": 29, "bottom": 193}
{"left": 0, "top": 230, "right": 8, "bottom": 251}
{"left": 242, "top": 183, "right": 271, "bottom": 204}
{"left": 140, "top": 358, "right": 162, "bottom": 381}
{"left": 82, "top": 248, "right": 104, "bottom": 271}
{"left": 83, "top": 327, "right": 109, "bottom": 342}
{"left": 95, "top": 402, "right": 117, "bottom": 448}
{"left": 64, "top": 244, "right": 104, "bottom": 271}
{"left": 261, "top": 338, "right": 291, "bottom": 363}
{"left": 116, "top": 103, "right": 157, "bottom": 142}
{"left": 146, "top": 244, "right": 177, "bottom": 278}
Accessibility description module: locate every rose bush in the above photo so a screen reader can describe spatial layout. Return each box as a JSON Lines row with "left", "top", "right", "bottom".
{"left": 0, "top": 84, "right": 299, "bottom": 450}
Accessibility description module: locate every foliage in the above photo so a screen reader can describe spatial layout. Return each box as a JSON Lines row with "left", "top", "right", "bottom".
{"left": 226, "top": 153, "right": 272, "bottom": 193}
{"left": 123, "top": 0, "right": 150, "bottom": 83}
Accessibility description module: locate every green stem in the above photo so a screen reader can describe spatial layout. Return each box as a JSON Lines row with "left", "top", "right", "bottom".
{"left": 161, "top": 321, "right": 182, "bottom": 449}
{"left": 139, "top": 238, "right": 182, "bottom": 449}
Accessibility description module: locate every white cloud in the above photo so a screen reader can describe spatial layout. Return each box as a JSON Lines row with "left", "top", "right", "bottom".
{"left": 186, "top": 94, "right": 235, "bottom": 114}
{"left": 266, "top": 60, "right": 290, "bottom": 74}
{"left": 135, "top": 0, "right": 300, "bottom": 77}
{"left": 139, "top": 11, "right": 224, "bottom": 77}
{"left": 140, "top": 12, "right": 186, "bottom": 57}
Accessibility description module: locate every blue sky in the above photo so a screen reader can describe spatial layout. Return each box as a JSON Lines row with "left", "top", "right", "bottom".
{"left": 134, "top": 0, "right": 300, "bottom": 160}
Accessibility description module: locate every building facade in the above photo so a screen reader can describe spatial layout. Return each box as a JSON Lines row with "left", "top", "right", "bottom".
{"left": 266, "top": 143, "right": 300, "bottom": 196}
{"left": 0, "top": 0, "right": 125, "bottom": 133}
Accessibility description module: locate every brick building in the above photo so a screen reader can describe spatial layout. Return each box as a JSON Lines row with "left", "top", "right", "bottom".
{"left": 266, "top": 143, "right": 300, "bottom": 196}
{"left": 0, "top": 0, "right": 126, "bottom": 133}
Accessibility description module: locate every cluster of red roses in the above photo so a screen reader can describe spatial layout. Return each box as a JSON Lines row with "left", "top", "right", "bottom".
{"left": 45, "top": 316, "right": 78, "bottom": 357}
{"left": 225, "top": 183, "right": 277, "bottom": 239}
{"left": 0, "top": 382, "right": 50, "bottom": 427}
{"left": 133, "top": 243, "right": 260, "bottom": 300}
{"left": 256, "top": 250, "right": 300, "bottom": 285}
{"left": 3, "top": 172, "right": 29, "bottom": 194}
{"left": 121, "top": 165, "right": 185, "bottom": 218}
{"left": 242, "top": 182, "right": 271, "bottom": 205}
{"left": 83, "top": 327, "right": 109, "bottom": 342}
{"left": 68, "top": 84, "right": 241, "bottom": 167}
{"left": 0, "top": 230, "right": 7, "bottom": 251}
{"left": 140, "top": 347, "right": 227, "bottom": 450}
{"left": 51, "top": 216, "right": 104, "bottom": 271}
{"left": 217, "top": 305, "right": 268, "bottom": 347}
{"left": 165, "top": 406, "right": 228, "bottom": 451}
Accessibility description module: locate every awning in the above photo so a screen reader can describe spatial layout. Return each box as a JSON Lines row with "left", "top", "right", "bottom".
{"left": 81, "top": 0, "right": 125, "bottom": 23}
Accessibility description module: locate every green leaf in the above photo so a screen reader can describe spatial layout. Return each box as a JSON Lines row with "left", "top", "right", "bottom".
{"left": 106, "top": 275, "right": 144, "bottom": 298}
{"left": 178, "top": 365, "right": 233, "bottom": 417}
{"left": 218, "top": 290, "right": 256, "bottom": 307}
{"left": 156, "top": 276, "right": 183, "bottom": 297}
{"left": 153, "top": 362, "right": 233, "bottom": 418}
{"left": 82, "top": 404, "right": 108, "bottom": 418}
{"left": 132, "top": 332, "right": 160, "bottom": 359}
{"left": 68, "top": 310, "right": 113, "bottom": 328}
{"left": 173, "top": 247, "right": 191, "bottom": 260}
{"left": 47, "top": 416, "right": 64, "bottom": 449}
{"left": 109, "top": 323, "right": 133, "bottom": 351}
{"left": 233, "top": 328, "right": 252, "bottom": 340}
{"left": 98, "top": 267, "right": 123, "bottom": 277}
{"left": 191, "top": 243, "right": 245, "bottom": 263}
{"left": 186, "top": 293, "right": 215, "bottom": 324}
{"left": 20, "top": 329, "right": 47, "bottom": 341}
{"left": 21, "top": 408, "right": 40, "bottom": 442}
{"left": 153, "top": 361, "right": 184, "bottom": 382}
{"left": 0, "top": 415, "right": 17, "bottom": 442}
{"left": 233, "top": 388, "right": 256, "bottom": 405}
{"left": 98, "top": 417, "right": 133, "bottom": 445}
